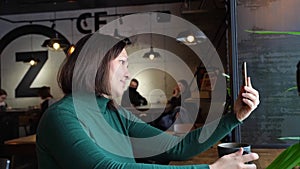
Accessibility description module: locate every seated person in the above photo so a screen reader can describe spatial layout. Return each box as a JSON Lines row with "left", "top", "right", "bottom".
{"left": 0, "top": 89, "right": 8, "bottom": 111}
{"left": 27, "top": 86, "right": 56, "bottom": 134}
{"left": 38, "top": 86, "right": 56, "bottom": 114}
{"left": 168, "top": 79, "right": 191, "bottom": 109}
{"left": 149, "top": 80, "right": 194, "bottom": 131}
{"left": 121, "top": 78, "right": 148, "bottom": 107}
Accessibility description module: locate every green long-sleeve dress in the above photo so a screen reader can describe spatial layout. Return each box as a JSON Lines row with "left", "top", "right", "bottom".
{"left": 36, "top": 94, "right": 241, "bottom": 169}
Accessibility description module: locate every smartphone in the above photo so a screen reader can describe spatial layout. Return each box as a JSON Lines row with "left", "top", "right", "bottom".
{"left": 243, "top": 62, "right": 248, "bottom": 86}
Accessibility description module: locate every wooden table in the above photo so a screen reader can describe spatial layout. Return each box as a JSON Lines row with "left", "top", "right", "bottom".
{"left": 170, "top": 144, "right": 285, "bottom": 169}
{"left": 4, "top": 134, "right": 36, "bottom": 145}
{"left": 1, "top": 134, "right": 37, "bottom": 169}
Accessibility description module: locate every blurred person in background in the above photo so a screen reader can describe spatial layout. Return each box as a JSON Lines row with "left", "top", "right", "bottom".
{"left": 38, "top": 86, "right": 56, "bottom": 114}
{"left": 121, "top": 78, "right": 148, "bottom": 107}
{"left": 0, "top": 89, "right": 8, "bottom": 111}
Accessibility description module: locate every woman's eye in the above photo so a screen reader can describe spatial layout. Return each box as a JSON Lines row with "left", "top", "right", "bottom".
{"left": 120, "top": 60, "right": 127, "bottom": 65}
{"left": 120, "top": 60, "right": 125, "bottom": 65}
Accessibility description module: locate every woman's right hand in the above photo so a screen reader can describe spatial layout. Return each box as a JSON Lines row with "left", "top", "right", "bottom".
{"left": 234, "top": 77, "right": 260, "bottom": 122}
{"left": 209, "top": 148, "right": 259, "bottom": 169}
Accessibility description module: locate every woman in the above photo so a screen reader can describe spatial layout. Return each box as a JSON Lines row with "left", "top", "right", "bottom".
{"left": 37, "top": 33, "right": 260, "bottom": 169}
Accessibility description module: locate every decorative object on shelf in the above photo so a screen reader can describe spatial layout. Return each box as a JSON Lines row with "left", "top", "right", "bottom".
{"left": 200, "top": 72, "right": 217, "bottom": 91}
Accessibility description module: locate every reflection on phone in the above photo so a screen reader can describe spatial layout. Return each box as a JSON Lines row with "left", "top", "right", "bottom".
{"left": 243, "top": 62, "right": 248, "bottom": 87}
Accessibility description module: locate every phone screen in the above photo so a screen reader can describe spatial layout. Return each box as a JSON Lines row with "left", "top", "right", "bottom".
{"left": 243, "top": 62, "right": 248, "bottom": 86}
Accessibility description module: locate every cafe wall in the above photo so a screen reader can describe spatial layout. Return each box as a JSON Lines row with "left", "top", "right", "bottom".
{"left": 237, "top": 0, "right": 300, "bottom": 146}
{"left": 0, "top": 3, "right": 203, "bottom": 108}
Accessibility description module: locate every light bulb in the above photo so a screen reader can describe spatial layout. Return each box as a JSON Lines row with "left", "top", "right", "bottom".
{"left": 29, "top": 60, "right": 37, "bottom": 66}
{"left": 53, "top": 42, "right": 60, "bottom": 50}
{"left": 149, "top": 54, "right": 155, "bottom": 60}
{"left": 67, "top": 45, "right": 76, "bottom": 56}
{"left": 186, "top": 35, "right": 195, "bottom": 43}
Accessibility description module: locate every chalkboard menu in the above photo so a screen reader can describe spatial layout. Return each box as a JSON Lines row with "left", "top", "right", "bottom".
{"left": 237, "top": 0, "right": 300, "bottom": 147}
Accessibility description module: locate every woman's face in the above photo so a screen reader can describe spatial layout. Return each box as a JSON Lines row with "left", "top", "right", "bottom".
{"left": 177, "top": 82, "right": 185, "bottom": 93}
{"left": 109, "top": 48, "right": 130, "bottom": 98}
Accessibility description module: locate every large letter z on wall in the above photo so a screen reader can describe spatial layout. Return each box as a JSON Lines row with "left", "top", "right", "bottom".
{"left": 15, "top": 51, "right": 48, "bottom": 97}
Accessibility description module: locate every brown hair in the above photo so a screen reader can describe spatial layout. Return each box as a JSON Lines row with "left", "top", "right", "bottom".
{"left": 58, "top": 33, "right": 92, "bottom": 94}
{"left": 38, "top": 86, "right": 53, "bottom": 99}
{"left": 94, "top": 39, "right": 127, "bottom": 96}
{"left": 130, "top": 78, "right": 139, "bottom": 87}
{"left": 0, "top": 89, "right": 7, "bottom": 96}
{"left": 58, "top": 33, "right": 129, "bottom": 96}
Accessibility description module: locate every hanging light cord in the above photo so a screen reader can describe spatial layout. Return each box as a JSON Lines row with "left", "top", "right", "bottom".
{"left": 71, "top": 19, "right": 74, "bottom": 44}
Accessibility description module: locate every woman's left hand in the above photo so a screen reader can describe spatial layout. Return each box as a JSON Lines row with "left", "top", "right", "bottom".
{"left": 234, "top": 77, "right": 260, "bottom": 122}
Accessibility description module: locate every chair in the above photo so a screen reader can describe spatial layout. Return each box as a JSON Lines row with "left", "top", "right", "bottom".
{"left": 0, "top": 158, "right": 10, "bottom": 169}
{"left": 18, "top": 115, "right": 31, "bottom": 136}
{"left": 0, "top": 115, "right": 19, "bottom": 144}
{"left": 19, "top": 109, "right": 42, "bottom": 136}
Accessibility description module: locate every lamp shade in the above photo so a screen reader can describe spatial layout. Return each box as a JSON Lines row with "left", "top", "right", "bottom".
{"left": 176, "top": 30, "right": 207, "bottom": 45}
{"left": 143, "top": 47, "right": 161, "bottom": 60}
{"left": 41, "top": 37, "right": 69, "bottom": 50}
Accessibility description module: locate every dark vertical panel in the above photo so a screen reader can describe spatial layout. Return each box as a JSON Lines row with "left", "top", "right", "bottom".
{"left": 230, "top": 0, "right": 241, "bottom": 142}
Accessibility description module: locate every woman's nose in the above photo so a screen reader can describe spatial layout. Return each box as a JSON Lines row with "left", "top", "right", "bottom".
{"left": 124, "top": 69, "right": 130, "bottom": 80}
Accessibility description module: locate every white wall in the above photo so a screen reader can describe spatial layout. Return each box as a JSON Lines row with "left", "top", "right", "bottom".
{"left": 0, "top": 3, "right": 202, "bottom": 108}
{"left": 127, "top": 48, "right": 197, "bottom": 104}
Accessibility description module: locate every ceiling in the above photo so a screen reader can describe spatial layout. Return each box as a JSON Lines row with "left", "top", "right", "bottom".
{"left": 0, "top": 0, "right": 230, "bottom": 86}
{"left": 0, "top": 0, "right": 229, "bottom": 62}
{"left": 0, "top": 0, "right": 184, "bottom": 15}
